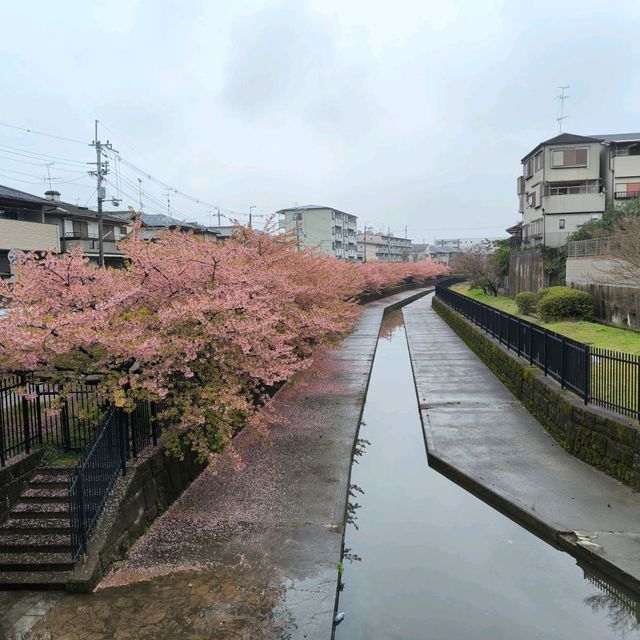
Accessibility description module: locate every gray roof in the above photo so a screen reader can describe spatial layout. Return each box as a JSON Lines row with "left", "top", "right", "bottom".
{"left": 276, "top": 204, "right": 357, "bottom": 218}
{"left": 0, "top": 184, "right": 51, "bottom": 205}
{"left": 48, "top": 201, "right": 128, "bottom": 224}
{"left": 522, "top": 133, "right": 603, "bottom": 163}
{"left": 590, "top": 133, "right": 640, "bottom": 143}
{"left": 110, "top": 211, "right": 210, "bottom": 231}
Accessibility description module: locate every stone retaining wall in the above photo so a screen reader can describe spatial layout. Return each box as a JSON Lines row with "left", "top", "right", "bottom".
{"left": 67, "top": 441, "right": 207, "bottom": 591}
{"left": 433, "top": 296, "right": 640, "bottom": 490}
{"left": 0, "top": 450, "right": 43, "bottom": 523}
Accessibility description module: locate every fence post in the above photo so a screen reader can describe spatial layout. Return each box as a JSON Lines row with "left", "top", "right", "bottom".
{"left": 0, "top": 401, "right": 5, "bottom": 467}
{"left": 76, "top": 470, "right": 87, "bottom": 556}
{"left": 20, "top": 375, "right": 31, "bottom": 454}
{"left": 128, "top": 409, "right": 137, "bottom": 459}
{"left": 517, "top": 320, "right": 521, "bottom": 358}
{"left": 584, "top": 344, "right": 590, "bottom": 405}
{"left": 35, "top": 388, "right": 43, "bottom": 445}
{"left": 61, "top": 400, "right": 71, "bottom": 451}
{"left": 560, "top": 336, "right": 566, "bottom": 389}
{"left": 118, "top": 409, "right": 128, "bottom": 476}
{"left": 151, "top": 402, "right": 159, "bottom": 446}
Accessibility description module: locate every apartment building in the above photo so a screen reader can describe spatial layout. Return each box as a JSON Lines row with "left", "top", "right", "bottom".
{"left": 356, "top": 231, "right": 412, "bottom": 262}
{"left": 517, "top": 132, "right": 640, "bottom": 248}
{"left": 277, "top": 205, "right": 358, "bottom": 260}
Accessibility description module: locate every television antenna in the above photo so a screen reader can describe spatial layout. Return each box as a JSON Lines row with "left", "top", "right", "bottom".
{"left": 556, "top": 85, "right": 570, "bottom": 133}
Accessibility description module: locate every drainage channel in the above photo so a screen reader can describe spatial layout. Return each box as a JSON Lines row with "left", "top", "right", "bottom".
{"left": 335, "top": 308, "right": 640, "bottom": 640}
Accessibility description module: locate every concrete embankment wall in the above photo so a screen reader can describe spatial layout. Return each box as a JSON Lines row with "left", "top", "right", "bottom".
{"left": 432, "top": 296, "right": 640, "bottom": 490}
{"left": 0, "top": 450, "right": 43, "bottom": 523}
{"left": 67, "top": 441, "right": 206, "bottom": 591}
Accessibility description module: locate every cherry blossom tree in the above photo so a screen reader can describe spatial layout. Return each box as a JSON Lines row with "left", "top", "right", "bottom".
{"left": 0, "top": 223, "right": 445, "bottom": 461}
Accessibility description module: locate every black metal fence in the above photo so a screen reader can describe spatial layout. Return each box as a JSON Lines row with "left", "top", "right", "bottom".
{"left": 0, "top": 375, "right": 105, "bottom": 466}
{"left": 68, "top": 400, "right": 161, "bottom": 562}
{"left": 435, "top": 284, "right": 640, "bottom": 422}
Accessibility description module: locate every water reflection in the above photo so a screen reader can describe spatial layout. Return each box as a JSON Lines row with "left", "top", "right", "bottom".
{"left": 581, "top": 562, "right": 640, "bottom": 638}
{"left": 337, "top": 309, "right": 640, "bottom": 640}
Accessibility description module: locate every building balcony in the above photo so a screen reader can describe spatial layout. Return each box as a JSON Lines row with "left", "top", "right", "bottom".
{"left": 0, "top": 218, "right": 60, "bottom": 252}
{"left": 542, "top": 191, "right": 605, "bottom": 214}
{"left": 614, "top": 190, "right": 640, "bottom": 200}
{"left": 62, "top": 236, "right": 124, "bottom": 256}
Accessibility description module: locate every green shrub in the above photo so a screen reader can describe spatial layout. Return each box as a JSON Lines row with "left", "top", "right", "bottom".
{"left": 536, "top": 286, "right": 594, "bottom": 322}
{"left": 515, "top": 291, "right": 538, "bottom": 315}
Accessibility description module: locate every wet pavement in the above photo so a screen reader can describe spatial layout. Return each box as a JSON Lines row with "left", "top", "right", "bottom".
{"left": 336, "top": 309, "right": 640, "bottom": 640}
{"left": 0, "top": 289, "right": 429, "bottom": 640}
{"left": 403, "top": 294, "right": 640, "bottom": 593}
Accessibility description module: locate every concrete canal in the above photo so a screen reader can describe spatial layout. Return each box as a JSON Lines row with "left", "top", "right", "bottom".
{"left": 335, "top": 308, "right": 640, "bottom": 640}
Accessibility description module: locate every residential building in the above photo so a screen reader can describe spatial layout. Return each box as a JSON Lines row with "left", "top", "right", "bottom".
{"left": 112, "top": 211, "right": 218, "bottom": 241}
{"left": 357, "top": 230, "right": 412, "bottom": 262}
{"left": 277, "top": 205, "right": 358, "bottom": 260}
{"left": 517, "top": 132, "right": 640, "bottom": 248}
{"left": 0, "top": 185, "right": 60, "bottom": 278}
{"left": 423, "top": 244, "right": 464, "bottom": 267}
{"left": 0, "top": 185, "right": 134, "bottom": 277}
{"left": 432, "top": 237, "right": 502, "bottom": 251}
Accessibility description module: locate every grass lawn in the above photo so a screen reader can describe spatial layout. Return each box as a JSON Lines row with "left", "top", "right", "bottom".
{"left": 450, "top": 282, "right": 640, "bottom": 355}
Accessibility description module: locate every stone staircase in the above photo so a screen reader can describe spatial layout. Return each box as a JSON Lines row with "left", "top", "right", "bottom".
{"left": 0, "top": 467, "right": 73, "bottom": 588}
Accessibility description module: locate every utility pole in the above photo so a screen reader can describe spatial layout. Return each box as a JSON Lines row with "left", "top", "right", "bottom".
{"left": 90, "top": 120, "right": 115, "bottom": 268}
{"left": 165, "top": 190, "right": 172, "bottom": 216}
{"left": 217, "top": 207, "right": 221, "bottom": 227}
{"left": 363, "top": 225, "right": 367, "bottom": 263}
{"left": 249, "top": 205, "right": 256, "bottom": 229}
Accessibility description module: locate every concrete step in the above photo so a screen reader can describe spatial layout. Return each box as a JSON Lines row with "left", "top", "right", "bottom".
{"left": 29, "top": 475, "right": 69, "bottom": 490}
{"left": 0, "top": 533, "right": 71, "bottom": 554}
{"left": 0, "top": 551, "right": 73, "bottom": 572}
{"left": 0, "top": 518, "right": 71, "bottom": 535}
{"left": 37, "top": 466, "right": 74, "bottom": 477}
{"left": 0, "top": 570, "right": 70, "bottom": 590}
{"left": 21, "top": 488, "right": 68, "bottom": 503}
{"left": 10, "top": 503, "right": 69, "bottom": 519}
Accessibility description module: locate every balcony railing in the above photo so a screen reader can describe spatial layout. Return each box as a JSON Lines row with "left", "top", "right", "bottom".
{"left": 544, "top": 184, "right": 602, "bottom": 196}
{"left": 614, "top": 191, "right": 640, "bottom": 200}
{"left": 63, "top": 236, "right": 125, "bottom": 255}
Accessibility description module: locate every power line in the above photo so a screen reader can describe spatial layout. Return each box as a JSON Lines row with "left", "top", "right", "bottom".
{"left": 0, "top": 154, "right": 87, "bottom": 172}
{"left": 0, "top": 121, "right": 87, "bottom": 145}
{"left": 0, "top": 143, "right": 87, "bottom": 167}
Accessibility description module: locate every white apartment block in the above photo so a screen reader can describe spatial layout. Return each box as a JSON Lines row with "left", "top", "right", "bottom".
{"left": 277, "top": 205, "right": 358, "bottom": 260}
{"left": 356, "top": 231, "right": 412, "bottom": 262}
{"left": 517, "top": 132, "right": 640, "bottom": 248}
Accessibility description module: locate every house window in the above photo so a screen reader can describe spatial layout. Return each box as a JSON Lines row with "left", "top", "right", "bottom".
{"left": 559, "top": 219, "right": 565, "bottom": 229}
{"left": 294, "top": 212, "right": 302, "bottom": 221}
{"left": 525, "top": 191, "right": 536, "bottom": 207}
{"left": 552, "top": 148, "right": 589, "bottom": 168}
{"left": 534, "top": 152, "right": 544, "bottom": 172}
{"left": 523, "top": 158, "right": 533, "bottom": 178}
{"left": 103, "top": 224, "right": 115, "bottom": 241}
{"left": 72, "top": 219, "right": 88, "bottom": 237}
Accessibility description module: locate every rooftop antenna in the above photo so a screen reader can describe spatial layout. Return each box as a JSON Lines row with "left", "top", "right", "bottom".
{"left": 556, "top": 85, "right": 570, "bottom": 133}
{"left": 43, "top": 162, "right": 54, "bottom": 189}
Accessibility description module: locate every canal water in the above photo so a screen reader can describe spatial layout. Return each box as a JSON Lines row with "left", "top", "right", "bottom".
{"left": 335, "top": 309, "right": 640, "bottom": 640}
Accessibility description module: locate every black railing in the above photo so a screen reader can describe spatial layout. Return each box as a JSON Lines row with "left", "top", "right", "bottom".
{"left": 0, "top": 375, "right": 105, "bottom": 466}
{"left": 68, "top": 399, "right": 161, "bottom": 561}
{"left": 435, "top": 284, "right": 640, "bottom": 422}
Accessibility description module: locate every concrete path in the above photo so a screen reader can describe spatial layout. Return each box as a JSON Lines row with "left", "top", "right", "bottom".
{"left": 0, "top": 288, "right": 430, "bottom": 640}
{"left": 403, "top": 294, "right": 640, "bottom": 592}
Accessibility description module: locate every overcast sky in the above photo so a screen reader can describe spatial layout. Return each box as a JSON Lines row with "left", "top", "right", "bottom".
{"left": 1, "top": 0, "right": 639, "bottom": 242}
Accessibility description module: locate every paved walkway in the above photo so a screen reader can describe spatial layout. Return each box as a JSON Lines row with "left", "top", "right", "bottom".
{"left": 403, "top": 294, "right": 640, "bottom": 592}
{"left": 0, "top": 288, "right": 429, "bottom": 640}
